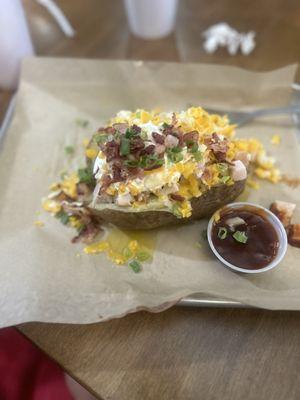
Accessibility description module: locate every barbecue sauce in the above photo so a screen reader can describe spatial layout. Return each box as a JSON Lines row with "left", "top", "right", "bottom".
{"left": 211, "top": 207, "right": 279, "bottom": 270}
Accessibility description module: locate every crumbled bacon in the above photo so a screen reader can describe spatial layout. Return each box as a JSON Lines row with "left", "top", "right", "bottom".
{"left": 131, "top": 124, "right": 141, "bottom": 133}
{"left": 170, "top": 193, "right": 185, "bottom": 202}
{"left": 141, "top": 144, "right": 156, "bottom": 155}
{"left": 183, "top": 131, "right": 199, "bottom": 145}
{"left": 205, "top": 133, "right": 228, "bottom": 161}
{"left": 102, "top": 140, "right": 120, "bottom": 162}
{"left": 130, "top": 136, "right": 145, "bottom": 155}
{"left": 152, "top": 132, "right": 165, "bottom": 144}
{"left": 99, "top": 174, "right": 113, "bottom": 193}
{"left": 112, "top": 164, "right": 124, "bottom": 182}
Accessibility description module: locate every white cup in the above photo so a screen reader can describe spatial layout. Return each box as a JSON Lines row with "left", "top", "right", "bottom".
{"left": 124, "top": 0, "right": 179, "bottom": 40}
{"left": 0, "top": 0, "right": 34, "bottom": 90}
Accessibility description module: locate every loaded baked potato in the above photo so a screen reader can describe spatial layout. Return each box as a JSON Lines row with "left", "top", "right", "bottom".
{"left": 86, "top": 108, "right": 247, "bottom": 229}
{"left": 43, "top": 107, "right": 280, "bottom": 240}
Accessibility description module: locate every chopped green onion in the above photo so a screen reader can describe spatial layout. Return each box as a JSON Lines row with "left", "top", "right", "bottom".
{"left": 171, "top": 146, "right": 182, "bottom": 153}
{"left": 233, "top": 230, "right": 248, "bottom": 244}
{"left": 140, "top": 130, "right": 148, "bottom": 140}
{"left": 129, "top": 259, "right": 141, "bottom": 273}
{"left": 218, "top": 163, "right": 229, "bottom": 175}
{"left": 136, "top": 251, "right": 151, "bottom": 262}
{"left": 192, "top": 152, "right": 203, "bottom": 161}
{"left": 218, "top": 227, "right": 228, "bottom": 240}
{"left": 64, "top": 145, "right": 74, "bottom": 155}
{"left": 125, "top": 128, "right": 138, "bottom": 139}
{"left": 189, "top": 142, "right": 199, "bottom": 153}
{"left": 139, "top": 154, "right": 164, "bottom": 169}
{"left": 120, "top": 137, "right": 130, "bottom": 156}
{"left": 162, "top": 122, "right": 170, "bottom": 129}
{"left": 123, "top": 247, "right": 133, "bottom": 259}
{"left": 220, "top": 176, "right": 231, "bottom": 184}
{"left": 75, "top": 118, "right": 89, "bottom": 128}
{"left": 167, "top": 147, "right": 184, "bottom": 163}
{"left": 55, "top": 210, "right": 70, "bottom": 225}
{"left": 94, "top": 134, "right": 108, "bottom": 145}
{"left": 124, "top": 159, "right": 139, "bottom": 168}
{"left": 78, "top": 166, "right": 95, "bottom": 185}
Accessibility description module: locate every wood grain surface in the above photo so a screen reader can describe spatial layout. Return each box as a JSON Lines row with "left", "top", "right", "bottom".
{"left": 1, "top": 0, "right": 300, "bottom": 399}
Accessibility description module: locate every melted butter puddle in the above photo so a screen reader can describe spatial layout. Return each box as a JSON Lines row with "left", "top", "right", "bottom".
{"left": 84, "top": 225, "right": 156, "bottom": 266}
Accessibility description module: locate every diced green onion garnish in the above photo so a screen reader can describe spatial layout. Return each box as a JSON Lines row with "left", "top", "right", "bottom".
{"left": 136, "top": 251, "right": 151, "bottom": 262}
{"left": 94, "top": 134, "right": 108, "bottom": 145}
{"left": 75, "top": 118, "right": 89, "bottom": 128}
{"left": 64, "top": 146, "right": 74, "bottom": 155}
{"left": 192, "top": 152, "right": 203, "bottom": 161}
{"left": 78, "top": 166, "right": 95, "bottom": 185}
{"left": 125, "top": 128, "right": 138, "bottom": 139}
{"left": 218, "top": 227, "right": 227, "bottom": 240}
{"left": 220, "top": 176, "right": 230, "bottom": 184}
{"left": 233, "top": 230, "right": 248, "bottom": 244}
{"left": 123, "top": 247, "right": 133, "bottom": 259}
{"left": 120, "top": 137, "right": 130, "bottom": 156}
{"left": 167, "top": 147, "right": 184, "bottom": 163}
{"left": 55, "top": 210, "right": 70, "bottom": 225}
{"left": 129, "top": 259, "right": 141, "bottom": 273}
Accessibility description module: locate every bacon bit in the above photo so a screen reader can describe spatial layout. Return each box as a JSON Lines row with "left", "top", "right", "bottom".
{"left": 100, "top": 174, "right": 113, "bottom": 193}
{"left": 130, "top": 136, "right": 145, "bottom": 155}
{"left": 281, "top": 175, "right": 300, "bottom": 188}
{"left": 102, "top": 140, "right": 120, "bottom": 162}
{"left": 131, "top": 124, "right": 141, "bottom": 133}
{"left": 170, "top": 193, "right": 185, "bottom": 202}
{"left": 152, "top": 132, "right": 165, "bottom": 144}
{"left": 112, "top": 123, "right": 128, "bottom": 134}
{"left": 270, "top": 200, "right": 296, "bottom": 228}
{"left": 288, "top": 224, "right": 300, "bottom": 248}
{"left": 141, "top": 144, "right": 156, "bottom": 155}
{"left": 205, "top": 133, "right": 228, "bottom": 161}
{"left": 112, "top": 164, "right": 124, "bottom": 182}
{"left": 183, "top": 131, "right": 199, "bottom": 144}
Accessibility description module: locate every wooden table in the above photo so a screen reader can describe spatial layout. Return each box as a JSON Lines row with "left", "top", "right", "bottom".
{"left": 1, "top": 0, "right": 300, "bottom": 399}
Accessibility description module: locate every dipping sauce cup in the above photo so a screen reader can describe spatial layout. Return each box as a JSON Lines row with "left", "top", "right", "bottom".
{"left": 207, "top": 202, "right": 287, "bottom": 274}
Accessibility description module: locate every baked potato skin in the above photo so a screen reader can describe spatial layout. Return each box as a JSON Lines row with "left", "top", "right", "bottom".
{"left": 90, "top": 179, "right": 246, "bottom": 230}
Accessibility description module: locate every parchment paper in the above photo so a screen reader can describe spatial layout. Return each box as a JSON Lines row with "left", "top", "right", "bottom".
{"left": 0, "top": 58, "right": 300, "bottom": 328}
